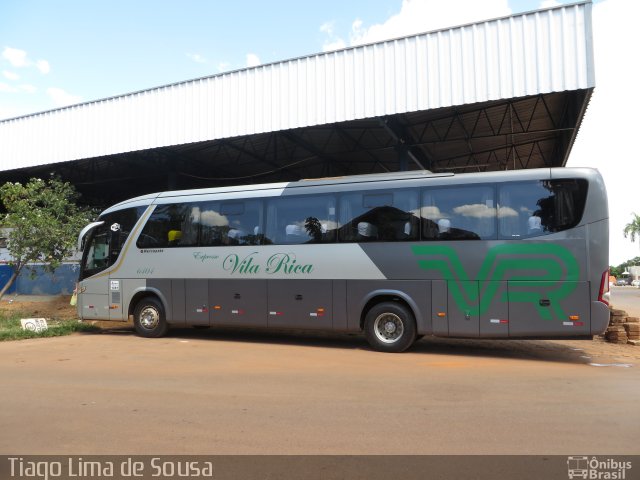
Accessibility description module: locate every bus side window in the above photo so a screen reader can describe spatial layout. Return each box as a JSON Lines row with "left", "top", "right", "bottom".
{"left": 498, "top": 182, "right": 549, "bottom": 238}
{"left": 265, "top": 195, "right": 337, "bottom": 245}
{"left": 219, "top": 199, "right": 263, "bottom": 246}
{"left": 497, "top": 179, "right": 587, "bottom": 239}
{"left": 137, "top": 203, "right": 198, "bottom": 248}
{"left": 421, "top": 186, "right": 494, "bottom": 240}
{"left": 198, "top": 202, "right": 227, "bottom": 246}
{"left": 265, "top": 195, "right": 337, "bottom": 244}
{"left": 339, "top": 189, "right": 419, "bottom": 242}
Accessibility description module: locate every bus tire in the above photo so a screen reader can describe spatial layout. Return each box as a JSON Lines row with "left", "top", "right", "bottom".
{"left": 133, "top": 297, "right": 168, "bottom": 338}
{"left": 364, "top": 302, "right": 416, "bottom": 353}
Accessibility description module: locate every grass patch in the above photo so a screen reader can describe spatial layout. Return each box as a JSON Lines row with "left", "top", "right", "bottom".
{"left": 0, "top": 310, "right": 99, "bottom": 341}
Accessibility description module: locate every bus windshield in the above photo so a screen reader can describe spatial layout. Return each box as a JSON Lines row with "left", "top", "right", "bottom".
{"left": 79, "top": 207, "right": 145, "bottom": 280}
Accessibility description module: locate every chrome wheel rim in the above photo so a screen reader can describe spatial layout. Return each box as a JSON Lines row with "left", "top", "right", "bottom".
{"left": 139, "top": 306, "right": 160, "bottom": 330}
{"left": 373, "top": 313, "right": 404, "bottom": 344}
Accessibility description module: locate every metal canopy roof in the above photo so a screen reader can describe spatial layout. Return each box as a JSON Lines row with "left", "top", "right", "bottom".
{"left": 0, "top": 2, "right": 594, "bottom": 207}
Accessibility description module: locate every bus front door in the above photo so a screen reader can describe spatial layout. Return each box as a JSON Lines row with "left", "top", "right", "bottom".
{"left": 78, "top": 223, "right": 112, "bottom": 320}
{"left": 79, "top": 276, "right": 110, "bottom": 320}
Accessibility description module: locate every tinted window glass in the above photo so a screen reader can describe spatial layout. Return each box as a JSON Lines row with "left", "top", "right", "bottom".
{"left": 108, "top": 207, "right": 147, "bottom": 260}
{"left": 265, "top": 195, "right": 337, "bottom": 244}
{"left": 498, "top": 179, "right": 588, "bottom": 238}
{"left": 421, "top": 186, "right": 495, "bottom": 240}
{"left": 339, "top": 189, "right": 419, "bottom": 242}
{"left": 197, "top": 202, "right": 226, "bottom": 246}
{"left": 210, "top": 199, "right": 263, "bottom": 246}
{"left": 137, "top": 200, "right": 264, "bottom": 248}
{"left": 81, "top": 206, "right": 145, "bottom": 279}
{"left": 137, "top": 204, "right": 198, "bottom": 248}
{"left": 193, "top": 200, "right": 263, "bottom": 246}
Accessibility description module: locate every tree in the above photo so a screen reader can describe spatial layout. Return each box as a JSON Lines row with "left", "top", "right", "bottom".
{"left": 610, "top": 265, "right": 621, "bottom": 278}
{"left": 623, "top": 213, "right": 640, "bottom": 246}
{"left": 0, "top": 177, "right": 92, "bottom": 301}
{"left": 610, "top": 256, "right": 640, "bottom": 280}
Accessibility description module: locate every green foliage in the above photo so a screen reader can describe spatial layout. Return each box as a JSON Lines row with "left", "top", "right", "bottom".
{"left": 623, "top": 213, "right": 640, "bottom": 244}
{"left": 0, "top": 310, "right": 98, "bottom": 341}
{"left": 610, "top": 256, "right": 640, "bottom": 278}
{"left": 0, "top": 177, "right": 93, "bottom": 298}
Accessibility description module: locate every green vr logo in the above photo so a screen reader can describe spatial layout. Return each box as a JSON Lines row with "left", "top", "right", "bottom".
{"left": 412, "top": 244, "right": 580, "bottom": 321}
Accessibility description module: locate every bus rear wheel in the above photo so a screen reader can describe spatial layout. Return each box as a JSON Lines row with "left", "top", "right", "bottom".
{"left": 364, "top": 302, "right": 416, "bottom": 353}
{"left": 133, "top": 297, "right": 168, "bottom": 338}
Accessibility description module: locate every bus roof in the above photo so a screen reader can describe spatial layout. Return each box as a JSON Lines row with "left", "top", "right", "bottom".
{"left": 103, "top": 167, "right": 601, "bottom": 214}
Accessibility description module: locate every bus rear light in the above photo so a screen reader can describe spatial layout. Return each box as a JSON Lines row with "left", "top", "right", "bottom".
{"left": 569, "top": 315, "right": 580, "bottom": 321}
{"left": 437, "top": 312, "right": 446, "bottom": 317}
{"left": 563, "top": 321, "right": 585, "bottom": 327}
{"left": 598, "top": 269, "right": 610, "bottom": 306}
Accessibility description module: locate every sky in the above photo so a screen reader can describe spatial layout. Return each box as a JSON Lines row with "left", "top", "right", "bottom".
{"left": 1, "top": 0, "right": 638, "bottom": 265}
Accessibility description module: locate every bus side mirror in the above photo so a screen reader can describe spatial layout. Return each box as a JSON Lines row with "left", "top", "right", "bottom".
{"left": 77, "top": 221, "right": 105, "bottom": 251}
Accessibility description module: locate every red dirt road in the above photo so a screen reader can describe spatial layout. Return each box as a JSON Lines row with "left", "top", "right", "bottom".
{"left": 1, "top": 327, "right": 638, "bottom": 455}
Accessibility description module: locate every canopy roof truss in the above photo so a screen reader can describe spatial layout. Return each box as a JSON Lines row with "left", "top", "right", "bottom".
{"left": 0, "top": 2, "right": 594, "bottom": 208}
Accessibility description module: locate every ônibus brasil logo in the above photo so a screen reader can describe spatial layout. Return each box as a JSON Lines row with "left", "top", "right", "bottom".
{"left": 567, "top": 456, "right": 632, "bottom": 479}
{"left": 412, "top": 243, "right": 579, "bottom": 320}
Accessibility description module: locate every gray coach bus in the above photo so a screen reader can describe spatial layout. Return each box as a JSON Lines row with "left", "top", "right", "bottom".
{"left": 77, "top": 167, "right": 610, "bottom": 352}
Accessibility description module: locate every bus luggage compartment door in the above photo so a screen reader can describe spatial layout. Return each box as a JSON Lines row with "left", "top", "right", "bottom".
{"left": 507, "top": 281, "right": 590, "bottom": 337}
{"left": 431, "top": 280, "right": 448, "bottom": 336}
{"left": 267, "top": 280, "right": 332, "bottom": 329}
{"left": 447, "top": 280, "right": 479, "bottom": 337}
{"left": 185, "top": 279, "right": 210, "bottom": 326}
{"left": 209, "top": 279, "right": 267, "bottom": 327}
{"left": 479, "top": 281, "right": 509, "bottom": 338}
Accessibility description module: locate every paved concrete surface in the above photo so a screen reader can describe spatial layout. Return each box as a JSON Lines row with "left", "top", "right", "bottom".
{"left": 1, "top": 328, "right": 638, "bottom": 455}
{"left": 610, "top": 285, "right": 640, "bottom": 316}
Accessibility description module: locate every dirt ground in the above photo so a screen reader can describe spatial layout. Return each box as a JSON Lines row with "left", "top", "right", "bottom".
{"left": 0, "top": 294, "right": 79, "bottom": 320}
{"left": 2, "top": 318, "right": 639, "bottom": 455}
{"left": 2, "top": 295, "right": 639, "bottom": 456}
{"left": 2, "top": 293, "right": 640, "bottom": 362}
{"left": 0, "top": 294, "right": 127, "bottom": 329}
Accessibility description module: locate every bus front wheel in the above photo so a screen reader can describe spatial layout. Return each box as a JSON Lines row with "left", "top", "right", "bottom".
{"left": 133, "top": 297, "right": 168, "bottom": 338}
{"left": 364, "top": 302, "right": 416, "bottom": 353}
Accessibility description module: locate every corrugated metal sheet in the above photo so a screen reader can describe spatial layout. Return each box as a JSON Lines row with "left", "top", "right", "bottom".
{"left": 0, "top": 2, "right": 594, "bottom": 172}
